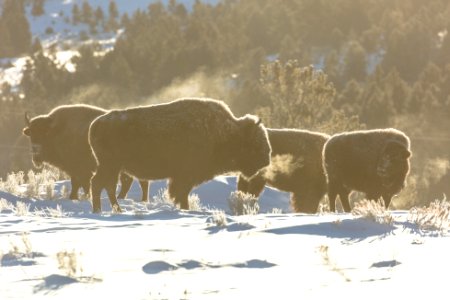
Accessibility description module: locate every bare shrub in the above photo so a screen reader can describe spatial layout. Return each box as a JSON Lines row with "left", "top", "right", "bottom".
{"left": 408, "top": 196, "right": 450, "bottom": 233}
{"left": 351, "top": 199, "right": 394, "bottom": 225}
{"left": 228, "top": 191, "right": 259, "bottom": 216}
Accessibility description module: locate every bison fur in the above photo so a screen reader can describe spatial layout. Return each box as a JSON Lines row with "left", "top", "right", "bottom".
{"left": 323, "top": 128, "right": 411, "bottom": 212}
{"left": 23, "top": 104, "right": 148, "bottom": 201}
{"left": 88, "top": 98, "right": 272, "bottom": 213}
{"left": 238, "top": 128, "right": 329, "bottom": 213}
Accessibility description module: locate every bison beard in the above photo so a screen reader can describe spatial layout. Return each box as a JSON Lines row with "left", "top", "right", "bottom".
{"left": 88, "top": 98, "right": 272, "bottom": 213}
{"left": 323, "top": 128, "right": 411, "bottom": 212}
{"left": 237, "top": 128, "right": 329, "bottom": 213}
{"left": 22, "top": 104, "right": 148, "bottom": 201}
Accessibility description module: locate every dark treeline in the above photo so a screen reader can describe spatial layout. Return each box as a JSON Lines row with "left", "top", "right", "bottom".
{"left": 1, "top": 0, "right": 449, "bottom": 207}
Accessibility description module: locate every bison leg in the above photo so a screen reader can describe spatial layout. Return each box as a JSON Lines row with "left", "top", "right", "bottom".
{"left": 339, "top": 190, "right": 352, "bottom": 213}
{"left": 237, "top": 175, "right": 250, "bottom": 194}
{"left": 69, "top": 177, "right": 81, "bottom": 200}
{"left": 382, "top": 193, "right": 393, "bottom": 209}
{"left": 291, "top": 186, "right": 325, "bottom": 214}
{"left": 327, "top": 183, "right": 339, "bottom": 213}
{"left": 91, "top": 167, "right": 121, "bottom": 213}
{"left": 139, "top": 180, "right": 149, "bottom": 202}
{"left": 117, "top": 173, "right": 133, "bottom": 199}
{"left": 327, "top": 181, "right": 351, "bottom": 213}
{"left": 168, "top": 179, "right": 191, "bottom": 210}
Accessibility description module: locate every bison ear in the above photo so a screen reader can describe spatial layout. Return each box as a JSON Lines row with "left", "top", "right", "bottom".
{"left": 23, "top": 127, "right": 31, "bottom": 136}
{"left": 242, "top": 114, "right": 263, "bottom": 129}
{"left": 25, "top": 112, "right": 31, "bottom": 126}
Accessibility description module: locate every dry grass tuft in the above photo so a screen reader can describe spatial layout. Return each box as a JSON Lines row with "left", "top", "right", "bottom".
{"left": 57, "top": 249, "right": 83, "bottom": 278}
{"left": 228, "top": 191, "right": 259, "bottom": 216}
{"left": 210, "top": 210, "right": 228, "bottom": 227}
{"left": 408, "top": 195, "right": 450, "bottom": 233}
{"left": 352, "top": 199, "right": 394, "bottom": 225}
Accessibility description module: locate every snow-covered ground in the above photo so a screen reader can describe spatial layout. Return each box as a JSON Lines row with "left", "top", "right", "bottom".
{"left": 1, "top": 176, "right": 449, "bottom": 299}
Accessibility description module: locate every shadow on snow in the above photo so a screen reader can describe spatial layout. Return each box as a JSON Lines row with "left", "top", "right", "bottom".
{"left": 142, "top": 259, "right": 277, "bottom": 275}
{"left": 263, "top": 218, "right": 395, "bottom": 242}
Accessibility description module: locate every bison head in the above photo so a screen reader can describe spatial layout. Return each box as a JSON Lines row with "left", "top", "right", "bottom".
{"left": 376, "top": 140, "right": 411, "bottom": 188}
{"left": 23, "top": 112, "right": 56, "bottom": 168}
{"left": 236, "top": 115, "right": 272, "bottom": 179}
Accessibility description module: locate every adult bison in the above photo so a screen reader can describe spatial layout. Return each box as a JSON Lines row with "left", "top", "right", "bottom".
{"left": 89, "top": 98, "right": 272, "bottom": 213}
{"left": 238, "top": 128, "right": 329, "bottom": 213}
{"left": 23, "top": 104, "right": 148, "bottom": 201}
{"left": 323, "top": 128, "right": 411, "bottom": 212}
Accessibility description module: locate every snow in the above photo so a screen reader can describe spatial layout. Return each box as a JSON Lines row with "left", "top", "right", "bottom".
{"left": 1, "top": 175, "right": 449, "bottom": 299}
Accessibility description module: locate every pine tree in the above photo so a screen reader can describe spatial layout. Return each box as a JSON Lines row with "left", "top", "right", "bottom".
{"left": 72, "top": 4, "right": 80, "bottom": 25}
{"left": 257, "top": 60, "right": 362, "bottom": 133}
{"left": 0, "top": 0, "right": 31, "bottom": 57}
{"left": 106, "top": 0, "right": 119, "bottom": 31}
{"left": 81, "top": 1, "right": 93, "bottom": 24}
{"left": 31, "top": 0, "right": 45, "bottom": 17}
{"left": 343, "top": 40, "right": 367, "bottom": 82}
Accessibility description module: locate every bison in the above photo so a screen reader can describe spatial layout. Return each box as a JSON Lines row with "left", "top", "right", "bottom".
{"left": 237, "top": 128, "right": 329, "bottom": 213}
{"left": 88, "top": 98, "right": 272, "bottom": 213}
{"left": 23, "top": 104, "right": 148, "bottom": 201}
{"left": 322, "top": 128, "right": 411, "bottom": 212}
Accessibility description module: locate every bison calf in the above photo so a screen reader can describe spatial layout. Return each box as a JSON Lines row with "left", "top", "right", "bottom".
{"left": 23, "top": 104, "right": 148, "bottom": 201}
{"left": 238, "top": 129, "right": 329, "bottom": 213}
{"left": 88, "top": 98, "right": 272, "bottom": 213}
{"left": 323, "top": 128, "right": 411, "bottom": 212}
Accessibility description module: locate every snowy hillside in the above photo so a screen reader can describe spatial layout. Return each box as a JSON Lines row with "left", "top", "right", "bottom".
{"left": 1, "top": 0, "right": 220, "bottom": 90}
{"left": 1, "top": 176, "right": 450, "bottom": 299}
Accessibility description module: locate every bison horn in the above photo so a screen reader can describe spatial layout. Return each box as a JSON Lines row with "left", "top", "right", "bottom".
{"left": 25, "top": 111, "right": 31, "bottom": 126}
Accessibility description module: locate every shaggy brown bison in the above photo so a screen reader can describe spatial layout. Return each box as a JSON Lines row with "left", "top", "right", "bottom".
{"left": 89, "top": 98, "right": 272, "bottom": 213}
{"left": 323, "top": 128, "right": 411, "bottom": 212}
{"left": 23, "top": 104, "right": 148, "bottom": 201}
{"left": 238, "top": 128, "right": 329, "bottom": 213}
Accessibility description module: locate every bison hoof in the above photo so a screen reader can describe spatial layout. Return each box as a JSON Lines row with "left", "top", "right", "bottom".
{"left": 112, "top": 204, "right": 122, "bottom": 213}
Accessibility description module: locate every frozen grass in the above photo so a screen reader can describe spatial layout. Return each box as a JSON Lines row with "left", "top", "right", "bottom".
{"left": 318, "top": 245, "right": 351, "bottom": 282}
{"left": 57, "top": 249, "right": 83, "bottom": 278}
{"left": 151, "top": 188, "right": 176, "bottom": 210}
{"left": 0, "top": 171, "right": 25, "bottom": 195}
{"left": 0, "top": 232, "right": 40, "bottom": 266}
{"left": 228, "top": 191, "right": 259, "bottom": 216}
{"left": 210, "top": 210, "right": 228, "bottom": 227}
{"left": 0, "top": 166, "right": 63, "bottom": 200}
{"left": 188, "top": 193, "right": 204, "bottom": 211}
{"left": 0, "top": 198, "right": 14, "bottom": 212}
{"left": 13, "top": 201, "right": 31, "bottom": 217}
{"left": 35, "top": 204, "right": 66, "bottom": 218}
{"left": 352, "top": 199, "right": 394, "bottom": 225}
{"left": 408, "top": 196, "right": 450, "bottom": 233}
